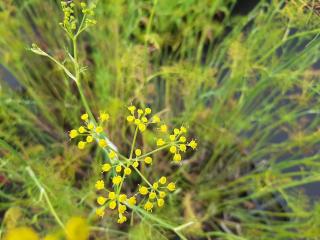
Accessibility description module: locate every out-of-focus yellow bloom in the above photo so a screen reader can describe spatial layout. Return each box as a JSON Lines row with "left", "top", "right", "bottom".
{"left": 4, "top": 227, "right": 39, "bottom": 240}
{"left": 65, "top": 217, "right": 89, "bottom": 240}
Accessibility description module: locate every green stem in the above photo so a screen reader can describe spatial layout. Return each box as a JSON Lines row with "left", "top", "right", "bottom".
{"left": 26, "top": 167, "right": 65, "bottom": 231}
{"left": 133, "top": 166, "right": 153, "bottom": 187}
{"left": 129, "top": 127, "right": 139, "bottom": 159}
{"left": 72, "top": 37, "right": 95, "bottom": 121}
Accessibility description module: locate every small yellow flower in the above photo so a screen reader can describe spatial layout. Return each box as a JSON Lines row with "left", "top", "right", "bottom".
{"left": 169, "top": 135, "right": 176, "bottom": 141}
{"left": 99, "top": 112, "right": 109, "bottom": 122}
{"left": 159, "top": 191, "right": 166, "bottom": 198}
{"left": 144, "top": 157, "right": 152, "bottom": 164}
{"left": 180, "top": 126, "right": 187, "bottom": 133}
{"left": 174, "top": 128, "right": 180, "bottom": 135}
{"left": 139, "top": 186, "right": 148, "bottom": 195}
{"left": 189, "top": 140, "right": 197, "bottom": 149}
{"left": 179, "top": 144, "right": 187, "bottom": 152}
{"left": 160, "top": 124, "right": 167, "bottom": 132}
{"left": 157, "top": 198, "right": 165, "bottom": 207}
{"left": 128, "top": 196, "right": 136, "bottom": 205}
{"left": 87, "top": 122, "right": 94, "bottom": 130}
{"left": 78, "top": 141, "right": 86, "bottom": 150}
{"left": 152, "top": 115, "right": 160, "bottom": 123}
{"left": 128, "top": 105, "right": 136, "bottom": 113}
{"left": 97, "top": 196, "right": 107, "bottom": 205}
{"left": 167, "top": 182, "right": 176, "bottom": 191}
{"left": 135, "top": 149, "right": 142, "bottom": 156}
{"left": 115, "top": 165, "right": 122, "bottom": 173}
{"left": 109, "top": 201, "right": 117, "bottom": 209}
{"left": 145, "top": 108, "right": 152, "bottom": 114}
{"left": 137, "top": 109, "right": 144, "bottom": 115}
{"left": 156, "top": 138, "right": 165, "bottom": 146}
{"left": 102, "top": 163, "right": 111, "bottom": 172}
{"left": 144, "top": 201, "right": 153, "bottom": 211}
{"left": 132, "top": 161, "right": 139, "bottom": 168}
{"left": 96, "top": 208, "right": 105, "bottom": 217}
{"left": 108, "top": 191, "right": 116, "bottom": 200}
{"left": 169, "top": 146, "right": 177, "bottom": 153}
{"left": 95, "top": 126, "right": 103, "bottom": 134}
{"left": 108, "top": 151, "right": 116, "bottom": 159}
{"left": 124, "top": 167, "right": 132, "bottom": 175}
{"left": 159, "top": 176, "right": 167, "bottom": 185}
{"left": 81, "top": 113, "right": 89, "bottom": 121}
{"left": 112, "top": 176, "right": 122, "bottom": 185}
{"left": 69, "top": 129, "right": 78, "bottom": 138}
{"left": 118, "top": 204, "right": 127, "bottom": 214}
{"left": 119, "top": 194, "right": 127, "bottom": 202}
{"left": 134, "top": 119, "right": 141, "bottom": 125}
{"left": 141, "top": 117, "right": 148, "bottom": 123}
{"left": 98, "top": 139, "right": 107, "bottom": 148}
{"left": 78, "top": 126, "right": 86, "bottom": 133}
{"left": 173, "top": 153, "right": 182, "bottom": 162}
{"left": 153, "top": 182, "right": 159, "bottom": 189}
{"left": 117, "top": 214, "right": 127, "bottom": 224}
{"left": 95, "top": 180, "right": 104, "bottom": 190}
{"left": 127, "top": 116, "right": 134, "bottom": 122}
{"left": 149, "top": 192, "right": 156, "bottom": 200}
{"left": 138, "top": 123, "right": 146, "bottom": 132}
{"left": 179, "top": 136, "right": 186, "bottom": 142}
{"left": 86, "top": 135, "right": 93, "bottom": 143}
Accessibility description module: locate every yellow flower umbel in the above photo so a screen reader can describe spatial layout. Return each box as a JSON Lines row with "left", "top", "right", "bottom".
{"left": 69, "top": 105, "right": 197, "bottom": 224}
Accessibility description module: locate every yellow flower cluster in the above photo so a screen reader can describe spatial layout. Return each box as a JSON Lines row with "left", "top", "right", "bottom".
{"left": 126, "top": 106, "right": 154, "bottom": 132}
{"left": 69, "top": 105, "right": 197, "bottom": 224}
{"left": 138, "top": 176, "right": 176, "bottom": 212}
{"left": 69, "top": 112, "right": 109, "bottom": 150}
{"left": 156, "top": 125, "right": 197, "bottom": 163}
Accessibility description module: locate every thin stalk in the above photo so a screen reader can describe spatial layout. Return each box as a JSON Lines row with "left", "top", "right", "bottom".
{"left": 26, "top": 167, "right": 65, "bottom": 231}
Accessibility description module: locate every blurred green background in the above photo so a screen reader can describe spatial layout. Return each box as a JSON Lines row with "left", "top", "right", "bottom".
{"left": 1, "top": 0, "right": 320, "bottom": 239}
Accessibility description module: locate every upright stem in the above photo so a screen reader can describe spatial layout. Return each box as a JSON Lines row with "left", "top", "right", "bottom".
{"left": 72, "top": 36, "right": 95, "bottom": 122}
{"left": 129, "top": 127, "right": 139, "bottom": 160}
